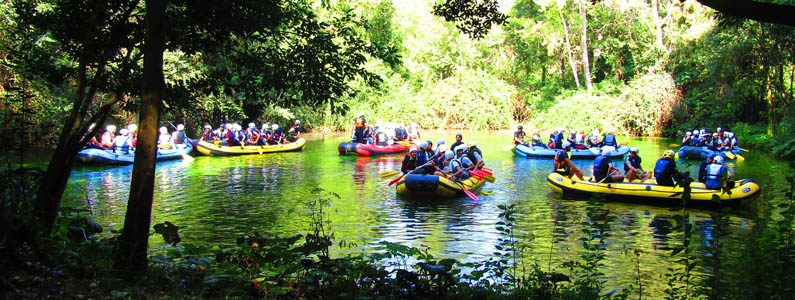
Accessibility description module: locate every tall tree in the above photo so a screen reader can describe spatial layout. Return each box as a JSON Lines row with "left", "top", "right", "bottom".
{"left": 561, "top": 11, "right": 581, "bottom": 88}
{"left": 578, "top": 0, "right": 593, "bottom": 93}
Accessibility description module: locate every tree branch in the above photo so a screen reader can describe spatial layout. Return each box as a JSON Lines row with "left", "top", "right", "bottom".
{"left": 696, "top": 0, "right": 795, "bottom": 27}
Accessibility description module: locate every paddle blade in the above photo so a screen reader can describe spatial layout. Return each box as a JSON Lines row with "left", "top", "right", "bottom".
{"left": 380, "top": 170, "right": 400, "bottom": 180}
{"left": 669, "top": 143, "right": 680, "bottom": 147}
{"left": 181, "top": 153, "right": 195, "bottom": 162}
{"left": 484, "top": 174, "right": 495, "bottom": 183}
{"left": 589, "top": 147, "right": 600, "bottom": 154}
{"left": 734, "top": 154, "right": 745, "bottom": 161}
{"left": 482, "top": 167, "right": 493, "bottom": 172}
{"left": 388, "top": 174, "right": 406, "bottom": 186}
{"left": 723, "top": 152, "right": 736, "bottom": 160}
{"left": 502, "top": 144, "right": 516, "bottom": 151}
{"left": 461, "top": 186, "right": 479, "bottom": 201}
{"left": 739, "top": 147, "right": 750, "bottom": 152}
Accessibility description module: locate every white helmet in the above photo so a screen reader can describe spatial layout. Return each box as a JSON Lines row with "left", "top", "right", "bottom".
{"left": 107, "top": 125, "right": 116, "bottom": 132}
{"left": 728, "top": 132, "right": 734, "bottom": 138}
{"left": 437, "top": 144, "right": 447, "bottom": 153}
{"left": 159, "top": 126, "right": 168, "bottom": 134}
{"left": 455, "top": 145, "right": 467, "bottom": 153}
{"left": 601, "top": 148, "right": 611, "bottom": 156}
{"left": 700, "top": 129, "right": 706, "bottom": 134}
{"left": 127, "top": 124, "right": 137, "bottom": 132}
{"left": 409, "top": 146, "right": 418, "bottom": 153}
{"left": 714, "top": 156, "right": 724, "bottom": 164}
{"left": 360, "top": 111, "right": 365, "bottom": 116}
{"left": 295, "top": 119, "right": 300, "bottom": 124}
{"left": 177, "top": 124, "right": 184, "bottom": 131}
{"left": 262, "top": 123, "right": 269, "bottom": 129}
{"left": 562, "top": 141, "right": 572, "bottom": 148}
{"left": 560, "top": 128, "right": 566, "bottom": 133}
{"left": 436, "top": 138, "right": 445, "bottom": 145}
{"left": 119, "top": 128, "right": 129, "bottom": 135}
{"left": 468, "top": 141, "right": 477, "bottom": 148}
{"left": 630, "top": 147, "right": 639, "bottom": 153}
{"left": 713, "top": 132, "right": 718, "bottom": 137}
{"left": 249, "top": 122, "right": 256, "bottom": 128}
{"left": 686, "top": 131, "right": 692, "bottom": 136}
{"left": 418, "top": 141, "right": 428, "bottom": 149}
{"left": 272, "top": 124, "right": 279, "bottom": 130}
{"left": 717, "top": 127, "right": 722, "bottom": 131}
{"left": 444, "top": 150, "right": 455, "bottom": 160}
{"left": 204, "top": 124, "right": 212, "bottom": 129}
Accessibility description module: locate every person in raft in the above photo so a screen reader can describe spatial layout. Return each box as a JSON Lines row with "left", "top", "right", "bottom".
{"left": 548, "top": 129, "right": 559, "bottom": 149}
{"left": 592, "top": 147, "right": 624, "bottom": 183}
{"left": 624, "top": 147, "right": 651, "bottom": 182}
{"left": 100, "top": 125, "right": 117, "bottom": 149}
{"left": 698, "top": 153, "right": 717, "bottom": 183}
{"left": 157, "top": 126, "right": 172, "bottom": 149}
{"left": 704, "top": 156, "right": 734, "bottom": 190}
{"left": 587, "top": 129, "right": 602, "bottom": 148}
{"left": 200, "top": 125, "right": 213, "bottom": 141}
{"left": 352, "top": 112, "right": 367, "bottom": 143}
{"left": 401, "top": 147, "right": 419, "bottom": 174}
{"left": 286, "top": 119, "right": 301, "bottom": 142}
{"left": 466, "top": 142, "right": 485, "bottom": 170}
{"left": 513, "top": 125, "right": 528, "bottom": 146}
{"left": 553, "top": 141, "right": 584, "bottom": 180}
{"left": 171, "top": 124, "right": 188, "bottom": 149}
{"left": 450, "top": 133, "right": 465, "bottom": 151}
{"left": 653, "top": 150, "right": 679, "bottom": 187}
{"left": 531, "top": 131, "right": 546, "bottom": 147}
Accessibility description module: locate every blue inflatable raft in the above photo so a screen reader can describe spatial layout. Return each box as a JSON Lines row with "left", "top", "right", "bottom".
{"left": 513, "top": 144, "right": 630, "bottom": 159}
{"left": 676, "top": 146, "right": 742, "bottom": 160}
{"left": 77, "top": 142, "right": 194, "bottom": 165}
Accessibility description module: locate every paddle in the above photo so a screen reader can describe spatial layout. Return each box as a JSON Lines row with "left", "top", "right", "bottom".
{"left": 388, "top": 158, "right": 436, "bottom": 186}
{"left": 597, "top": 169, "right": 618, "bottom": 184}
{"left": 454, "top": 181, "right": 480, "bottom": 201}
{"left": 734, "top": 154, "right": 745, "bottom": 161}
{"left": 379, "top": 170, "right": 400, "bottom": 180}
{"left": 723, "top": 151, "right": 736, "bottom": 160}
{"left": 166, "top": 121, "right": 195, "bottom": 162}
{"left": 470, "top": 170, "right": 495, "bottom": 183}
{"left": 669, "top": 143, "right": 680, "bottom": 147}
{"left": 502, "top": 144, "right": 516, "bottom": 151}
{"left": 739, "top": 147, "right": 750, "bottom": 152}
{"left": 589, "top": 147, "right": 600, "bottom": 155}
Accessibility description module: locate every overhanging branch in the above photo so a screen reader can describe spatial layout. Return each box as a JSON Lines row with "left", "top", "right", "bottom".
{"left": 697, "top": 0, "right": 795, "bottom": 27}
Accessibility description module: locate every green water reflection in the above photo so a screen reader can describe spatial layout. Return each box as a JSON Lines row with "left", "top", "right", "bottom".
{"left": 60, "top": 131, "right": 792, "bottom": 297}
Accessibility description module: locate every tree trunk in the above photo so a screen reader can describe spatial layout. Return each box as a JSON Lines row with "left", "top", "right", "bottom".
{"left": 767, "top": 69, "right": 776, "bottom": 135}
{"left": 652, "top": 0, "right": 664, "bottom": 51}
{"left": 560, "top": 11, "right": 580, "bottom": 88}
{"left": 578, "top": 0, "right": 593, "bottom": 93}
{"left": 115, "top": 0, "right": 165, "bottom": 273}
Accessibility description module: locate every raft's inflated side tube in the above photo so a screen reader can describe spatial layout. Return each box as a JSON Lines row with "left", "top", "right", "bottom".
{"left": 396, "top": 174, "right": 485, "bottom": 199}
{"left": 338, "top": 142, "right": 359, "bottom": 155}
{"left": 355, "top": 143, "right": 410, "bottom": 156}
{"left": 514, "top": 144, "right": 630, "bottom": 159}
{"left": 546, "top": 173, "right": 760, "bottom": 207}
{"left": 77, "top": 142, "right": 194, "bottom": 165}
{"left": 677, "top": 146, "right": 742, "bottom": 161}
{"left": 195, "top": 138, "right": 305, "bottom": 156}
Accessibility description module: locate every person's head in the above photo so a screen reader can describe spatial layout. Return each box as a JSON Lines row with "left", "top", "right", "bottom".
{"left": 518, "top": 125, "right": 523, "bottom": 130}
{"left": 728, "top": 132, "right": 734, "bottom": 138}
{"left": 455, "top": 133, "right": 462, "bottom": 142}
{"left": 262, "top": 123, "right": 269, "bottom": 130}
{"left": 360, "top": 111, "right": 365, "bottom": 117}
{"left": 455, "top": 145, "right": 466, "bottom": 157}
{"left": 601, "top": 148, "right": 611, "bottom": 156}
{"left": 662, "top": 150, "right": 675, "bottom": 160}
{"left": 713, "top": 156, "right": 724, "bottom": 164}
{"left": 573, "top": 129, "right": 579, "bottom": 134}
{"left": 437, "top": 144, "right": 448, "bottom": 154}
{"left": 560, "top": 128, "right": 566, "bottom": 134}
{"left": 219, "top": 123, "right": 226, "bottom": 129}
{"left": 707, "top": 153, "right": 717, "bottom": 163}
{"left": 249, "top": 122, "right": 256, "bottom": 129}
{"left": 204, "top": 124, "right": 211, "bottom": 131}
{"left": 445, "top": 150, "right": 454, "bottom": 161}
{"left": 562, "top": 141, "right": 571, "bottom": 150}
{"left": 119, "top": 128, "right": 129, "bottom": 136}
{"left": 409, "top": 147, "right": 418, "bottom": 157}
{"left": 717, "top": 127, "right": 722, "bottom": 132}
{"left": 686, "top": 131, "right": 692, "bottom": 136}
{"left": 437, "top": 138, "right": 445, "bottom": 145}
{"left": 225, "top": 123, "right": 232, "bottom": 130}
{"left": 127, "top": 124, "right": 137, "bottom": 133}
{"left": 426, "top": 140, "right": 433, "bottom": 149}
{"left": 177, "top": 124, "right": 184, "bottom": 131}
{"left": 418, "top": 141, "right": 428, "bottom": 151}
{"left": 106, "top": 125, "right": 116, "bottom": 133}
{"left": 295, "top": 119, "right": 300, "bottom": 125}
{"left": 159, "top": 126, "right": 168, "bottom": 134}
{"left": 469, "top": 141, "right": 477, "bottom": 150}
{"left": 629, "top": 147, "right": 639, "bottom": 157}
{"left": 272, "top": 124, "right": 279, "bottom": 130}
{"left": 712, "top": 132, "right": 718, "bottom": 138}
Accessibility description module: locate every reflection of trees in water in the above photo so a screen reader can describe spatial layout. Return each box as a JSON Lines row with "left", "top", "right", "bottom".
{"left": 649, "top": 215, "right": 675, "bottom": 250}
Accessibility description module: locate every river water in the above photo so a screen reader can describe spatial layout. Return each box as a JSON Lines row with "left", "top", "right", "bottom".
{"left": 53, "top": 130, "right": 792, "bottom": 296}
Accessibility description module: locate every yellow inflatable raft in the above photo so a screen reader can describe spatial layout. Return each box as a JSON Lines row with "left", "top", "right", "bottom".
{"left": 396, "top": 174, "right": 486, "bottom": 199}
{"left": 546, "top": 173, "right": 760, "bottom": 206}
{"left": 196, "top": 138, "right": 306, "bottom": 156}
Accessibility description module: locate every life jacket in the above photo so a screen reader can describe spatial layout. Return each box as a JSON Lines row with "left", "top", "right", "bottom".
{"left": 575, "top": 133, "right": 586, "bottom": 145}
{"left": 401, "top": 154, "right": 418, "bottom": 174}
{"left": 157, "top": 133, "right": 171, "bottom": 145}
{"left": 290, "top": 125, "right": 300, "bottom": 134}
{"left": 704, "top": 164, "right": 727, "bottom": 189}
{"left": 654, "top": 158, "right": 675, "bottom": 181}
{"left": 113, "top": 135, "right": 129, "bottom": 152}
{"left": 603, "top": 134, "right": 617, "bottom": 147}
{"left": 201, "top": 130, "right": 212, "bottom": 141}
{"left": 553, "top": 151, "right": 569, "bottom": 172}
{"left": 514, "top": 130, "right": 526, "bottom": 144}
{"left": 553, "top": 133, "right": 564, "bottom": 148}
{"left": 682, "top": 136, "right": 691, "bottom": 146}
{"left": 417, "top": 151, "right": 428, "bottom": 166}
{"left": 697, "top": 160, "right": 709, "bottom": 183}
{"left": 466, "top": 151, "right": 478, "bottom": 164}
{"left": 592, "top": 156, "right": 611, "bottom": 181}
{"left": 273, "top": 128, "right": 284, "bottom": 140}
{"left": 245, "top": 128, "right": 260, "bottom": 143}
{"left": 450, "top": 157, "right": 471, "bottom": 180}
{"left": 101, "top": 132, "right": 115, "bottom": 148}
{"left": 624, "top": 155, "right": 641, "bottom": 172}
{"left": 263, "top": 129, "right": 273, "bottom": 141}
{"left": 173, "top": 131, "right": 186, "bottom": 144}
{"left": 355, "top": 117, "right": 366, "bottom": 128}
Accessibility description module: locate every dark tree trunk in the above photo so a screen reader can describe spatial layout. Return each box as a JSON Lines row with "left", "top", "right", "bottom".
{"left": 115, "top": 0, "right": 166, "bottom": 273}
